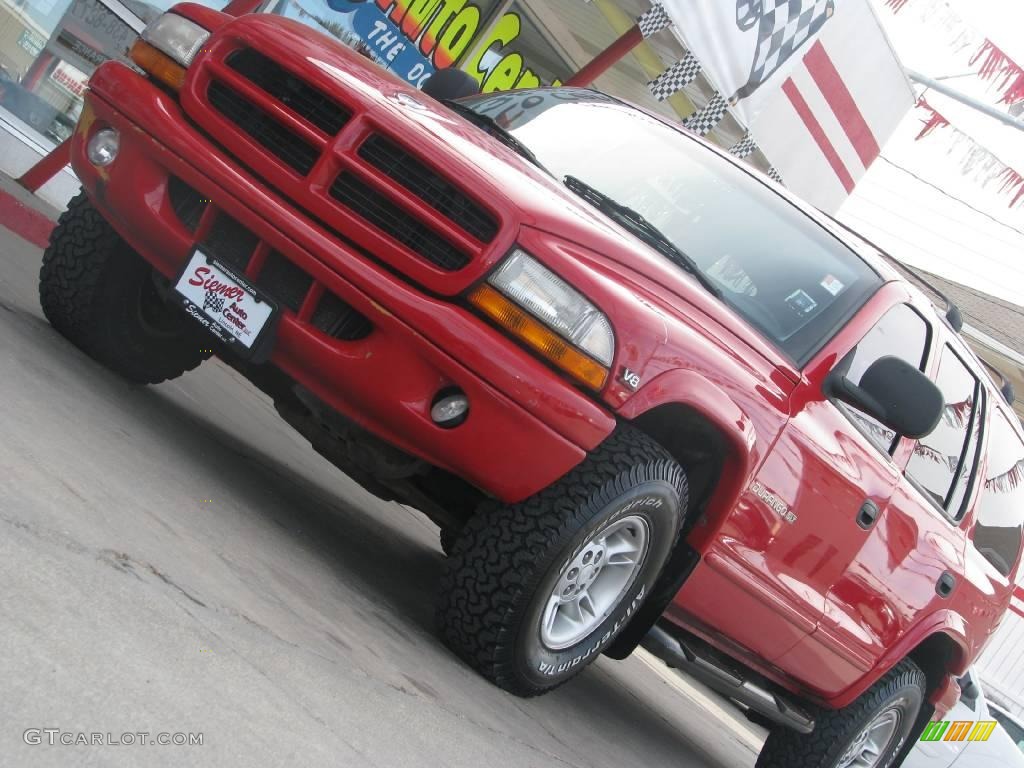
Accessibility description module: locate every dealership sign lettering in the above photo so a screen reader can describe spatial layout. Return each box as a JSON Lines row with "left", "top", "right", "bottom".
{"left": 326, "top": 0, "right": 558, "bottom": 91}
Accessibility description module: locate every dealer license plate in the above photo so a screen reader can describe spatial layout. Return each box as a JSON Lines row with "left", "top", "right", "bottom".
{"left": 174, "top": 250, "right": 275, "bottom": 352}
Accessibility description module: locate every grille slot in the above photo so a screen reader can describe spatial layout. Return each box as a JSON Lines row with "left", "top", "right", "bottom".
{"left": 259, "top": 250, "right": 313, "bottom": 313}
{"left": 226, "top": 49, "right": 350, "bottom": 136}
{"left": 312, "top": 292, "right": 373, "bottom": 341}
{"left": 208, "top": 81, "right": 319, "bottom": 175}
{"left": 203, "top": 213, "right": 258, "bottom": 272}
{"left": 187, "top": 206, "right": 371, "bottom": 331}
{"left": 168, "top": 176, "right": 207, "bottom": 232}
{"left": 358, "top": 134, "right": 497, "bottom": 243}
{"left": 329, "top": 172, "right": 470, "bottom": 271}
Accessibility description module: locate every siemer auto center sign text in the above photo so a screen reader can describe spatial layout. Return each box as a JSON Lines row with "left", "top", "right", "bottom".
{"left": 327, "top": 0, "right": 559, "bottom": 90}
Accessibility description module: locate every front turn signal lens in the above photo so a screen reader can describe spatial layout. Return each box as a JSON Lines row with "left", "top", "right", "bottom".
{"left": 130, "top": 39, "right": 187, "bottom": 91}
{"left": 469, "top": 283, "right": 608, "bottom": 390}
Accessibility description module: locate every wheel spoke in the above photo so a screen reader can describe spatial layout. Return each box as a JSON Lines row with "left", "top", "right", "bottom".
{"left": 578, "top": 593, "right": 597, "bottom": 620}
{"left": 542, "top": 597, "right": 561, "bottom": 635}
{"left": 605, "top": 532, "right": 641, "bottom": 556}
{"left": 605, "top": 551, "right": 638, "bottom": 567}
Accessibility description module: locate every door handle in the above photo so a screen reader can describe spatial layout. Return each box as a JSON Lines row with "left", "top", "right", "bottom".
{"left": 857, "top": 500, "right": 880, "bottom": 530}
{"left": 936, "top": 571, "right": 957, "bottom": 599}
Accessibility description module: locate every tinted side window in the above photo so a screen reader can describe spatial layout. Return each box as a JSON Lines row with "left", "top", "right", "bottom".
{"left": 973, "top": 412, "right": 1024, "bottom": 577}
{"left": 992, "top": 708, "right": 1024, "bottom": 750}
{"left": 838, "top": 304, "right": 930, "bottom": 452}
{"left": 947, "top": 387, "right": 985, "bottom": 519}
{"left": 906, "top": 347, "right": 981, "bottom": 510}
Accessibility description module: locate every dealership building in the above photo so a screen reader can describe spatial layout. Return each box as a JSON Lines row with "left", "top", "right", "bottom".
{"left": 1, "top": 0, "right": 913, "bottom": 212}
{"left": 1, "top": 0, "right": 708, "bottom": 207}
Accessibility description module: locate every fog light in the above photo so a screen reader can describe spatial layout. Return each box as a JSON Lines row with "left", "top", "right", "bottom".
{"left": 87, "top": 128, "right": 120, "bottom": 167}
{"left": 431, "top": 391, "right": 469, "bottom": 428}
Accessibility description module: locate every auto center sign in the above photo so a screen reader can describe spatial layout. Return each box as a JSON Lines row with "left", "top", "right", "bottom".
{"left": 326, "top": 0, "right": 554, "bottom": 90}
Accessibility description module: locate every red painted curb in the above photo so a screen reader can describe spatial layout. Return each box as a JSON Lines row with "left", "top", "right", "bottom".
{"left": 0, "top": 187, "right": 56, "bottom": 249}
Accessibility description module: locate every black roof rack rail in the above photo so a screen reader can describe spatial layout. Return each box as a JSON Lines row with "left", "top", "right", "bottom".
{"left": 977, "top": 356, "right": 1016, "bottom": 406}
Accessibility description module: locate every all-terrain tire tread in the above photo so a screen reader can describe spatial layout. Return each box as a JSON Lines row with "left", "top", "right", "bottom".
{"left": 756, "top": 659, "right": 926, "bottom": 768}
{"left": 39, "top": 191, "right": 207, "bottom": 384}
{"left": 436, "top": 425, "right": 687, "bottom": 697}
{"left": 39, "top": 192, "right": 116, "bottom": 348}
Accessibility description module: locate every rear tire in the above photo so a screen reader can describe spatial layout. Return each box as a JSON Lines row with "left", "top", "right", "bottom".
{"left": 39, "top": 192, "right": 210, "bottom": 384}
{"left": 756, "top": 659, "right": 926, "bottom": 768}
{"left": 436, "top": 426, "right": 687, "bottom": 697}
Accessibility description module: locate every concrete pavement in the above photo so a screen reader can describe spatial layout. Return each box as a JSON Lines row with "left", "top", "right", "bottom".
{"left": 0, "top": 218, "right": 764, "bottom": 768}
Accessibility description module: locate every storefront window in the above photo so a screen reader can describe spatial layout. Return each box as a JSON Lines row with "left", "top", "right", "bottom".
{"left": 0, "top": 0, "right": 221, "bottom": 145}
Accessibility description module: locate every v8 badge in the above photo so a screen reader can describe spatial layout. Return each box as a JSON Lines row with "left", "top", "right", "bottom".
{"left": 621, "top": 369, "right": 641, "bottom": 390}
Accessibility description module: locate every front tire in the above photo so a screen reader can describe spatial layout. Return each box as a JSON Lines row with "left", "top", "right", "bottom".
{"left": 39, "top": 192, "right": 210, "bottom": 384}
{"left": 757, "top": 659, "right": 926, "bottom": 768}
{"left": 436, "top": 426, "right": 687, "bottom": 697}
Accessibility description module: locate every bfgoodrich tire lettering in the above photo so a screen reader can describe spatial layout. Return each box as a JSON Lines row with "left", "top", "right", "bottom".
{"left": 756, "top": 659, "right": 926, "bottom": 768}
{"left": 39, "top": 191, "right": 210, "bottom": 384}
{"left": 436, "top": 426, "right": 687, "bottom": 697}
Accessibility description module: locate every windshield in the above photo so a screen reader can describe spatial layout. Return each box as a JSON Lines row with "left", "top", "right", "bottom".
{"left": 460, "top": 89, "right": 882, "bottom": 366}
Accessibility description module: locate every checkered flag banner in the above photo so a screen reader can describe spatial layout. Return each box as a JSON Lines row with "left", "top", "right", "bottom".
{"left": 648, "top": 53, "right": 702, "bottom": 101}
{"left": 638, "top": 3, "right": 673, "bottom": 38}
{"left": 728, "top": 131, "right": 759, "bottom": 160}
{"left": 682, "top": 93, "right": 729, "bottom": 136}
{"left": 735, "top": 0, "right": 835, "bottom": 101}
{"left": 204, "top": 291, "right": 226, "bottom": 314}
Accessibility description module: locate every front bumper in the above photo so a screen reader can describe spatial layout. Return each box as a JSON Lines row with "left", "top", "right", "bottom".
{"left": 72, "top": 62, "right": 616, "bottom": 502}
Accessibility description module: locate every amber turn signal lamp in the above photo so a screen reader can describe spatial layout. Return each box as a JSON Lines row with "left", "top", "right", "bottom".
{"left": 468, "top": 284, "right": 608, "bottom": 391}
{"left": 130, "top": 40, "right": 187, "bottom": 91}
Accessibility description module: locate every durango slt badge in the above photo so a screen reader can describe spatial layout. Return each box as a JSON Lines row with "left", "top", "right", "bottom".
{"left": 750, "top": 480, "right": 797, "bottom": 525}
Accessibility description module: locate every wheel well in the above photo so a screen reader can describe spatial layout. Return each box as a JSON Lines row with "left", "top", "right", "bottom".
{"left": 603, "top": 404, "right": 732, "bottom": 659}
{"left": 907, "top": 633, "right": 963, "bottom": 698}
{"left": 631, "top": 404, "right": 730, "bottom": 525}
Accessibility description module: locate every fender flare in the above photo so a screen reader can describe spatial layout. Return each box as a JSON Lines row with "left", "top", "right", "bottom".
{"left": 830, "top": 610, "right": 970, "bottom": 710}
{"left": 604, "top": 368, "right": 763, "bottom": 659}
{"left": 618, "top": 367, "right": 759, "bottom": 464}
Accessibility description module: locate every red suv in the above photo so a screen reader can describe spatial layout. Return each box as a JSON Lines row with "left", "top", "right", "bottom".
{"left": 39, "top": 7, "right": 1024, "bottom": 768}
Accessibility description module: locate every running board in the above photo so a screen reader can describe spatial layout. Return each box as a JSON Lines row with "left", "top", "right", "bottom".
{"left": 642, "top": 626, "right": 816, "bottom": 734}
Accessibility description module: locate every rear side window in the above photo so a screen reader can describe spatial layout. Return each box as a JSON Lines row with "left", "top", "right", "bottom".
{"left": 906, "top": 347, "right": 981, "bottom": 512}
{"left": 838, "top": 304, "right": 930, "bottom": 452}
{"left": 973, "top": 412, "right": 1024, "bottom": 577}
{"left": 991, "top": 707, "right": 1024, "bottom": 751}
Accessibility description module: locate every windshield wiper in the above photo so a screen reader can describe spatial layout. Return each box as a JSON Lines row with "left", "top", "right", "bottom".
{"left": 563, "top": 175, "right": 722, "bottom": 298}
{"left": 442, "top": 100, "right": 548, "bottom": 172}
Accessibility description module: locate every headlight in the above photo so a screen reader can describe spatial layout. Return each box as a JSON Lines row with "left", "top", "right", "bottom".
{"left": 130, "top": 14, "right": 210, "bottom": 91}
{"left": 142, "top": 14, "right": 210, "bottom": 66}
{"left": 468, "top": 249, "right": 615, "bottom": 390}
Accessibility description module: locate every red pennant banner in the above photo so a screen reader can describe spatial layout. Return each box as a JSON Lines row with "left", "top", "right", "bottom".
{"left": 915, "top": 98, "right": 950, "bottom": 140}
{"left": 998, "top": 168, "right": 1024, "bottom": 208}
{"left": 912, "top": 101, "right": 1024, "bottom": 208}
{"left": 970, "top": 39, "right": 1024, "bottom": 105}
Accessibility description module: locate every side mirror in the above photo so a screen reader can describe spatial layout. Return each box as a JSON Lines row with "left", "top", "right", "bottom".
{"left": 420, "top": 69, "right": 481, "bottom": 101}
{"left": 827, "top": 356, "right": 944, "bottom": 440}
{"left": 959, "top": 677, "right": 980, "bottom": 704}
